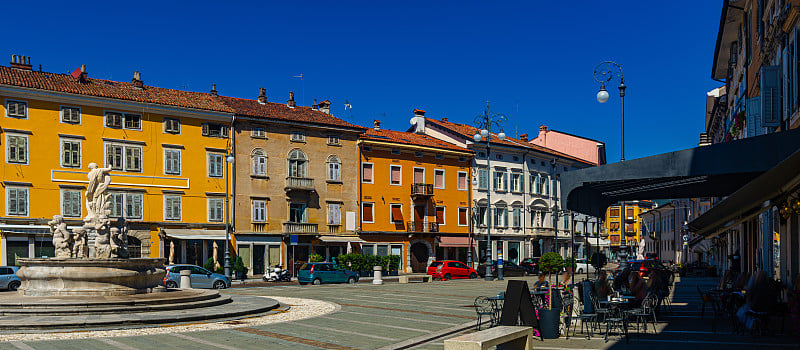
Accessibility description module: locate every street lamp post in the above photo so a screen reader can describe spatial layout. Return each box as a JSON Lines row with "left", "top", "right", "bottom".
{"left": 594, "top": 61, "right": 629, "bottom": 260}
{"left": 473, "top": 102, "right": 507, "bottom": 281}
{"left": 224, "top": 152, "right": 235, "bottom": 278}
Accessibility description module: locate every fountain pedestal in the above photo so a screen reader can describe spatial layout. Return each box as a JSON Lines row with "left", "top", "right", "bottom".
{"left": 16, "top": 258, "right": 166, "bottom": 296}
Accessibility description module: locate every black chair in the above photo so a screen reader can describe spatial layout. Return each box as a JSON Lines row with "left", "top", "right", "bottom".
{"left": 573, "top": 294, "right": 599, "bottom": 339}
{"left": 627, "top": 293, "right": 658, "bottom": 334}
{"left": 561, "top": 295, "right": 575, "bottom": 339}
{"left": 473, "top": 296, "right": 496, "bottom": 330}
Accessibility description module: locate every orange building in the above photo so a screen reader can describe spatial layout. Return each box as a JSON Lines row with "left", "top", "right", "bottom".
{"left": 358, "top": 119, "right": 473, "bottom": 273}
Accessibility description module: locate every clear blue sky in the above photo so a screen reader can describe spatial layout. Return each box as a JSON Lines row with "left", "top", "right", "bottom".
{"left": 6, "top": 1, "right": 721, "bottom": 161}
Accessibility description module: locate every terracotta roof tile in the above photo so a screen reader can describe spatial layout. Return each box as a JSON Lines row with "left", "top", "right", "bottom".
{"left": 0, "top": 66, "right": 234, "bottom": 113}
{"left": 425, "top": 118, "right": 593, "bottom": 165}
{"left": 361, "top": 128, "right": 473, "bottom": 154}
{"left": 218, "top": 96, "right": 365, "bottom": 131}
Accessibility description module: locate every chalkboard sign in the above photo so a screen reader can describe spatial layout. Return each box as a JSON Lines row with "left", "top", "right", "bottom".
{"left": 499, "top": 280, "right": 539, "bottom": 332}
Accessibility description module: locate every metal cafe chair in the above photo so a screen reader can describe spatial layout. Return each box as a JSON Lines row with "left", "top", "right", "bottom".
{"left": 474, "top": 296, "right": 497, "bottom": 330}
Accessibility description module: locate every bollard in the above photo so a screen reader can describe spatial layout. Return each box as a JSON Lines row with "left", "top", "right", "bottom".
{"left": 179, "top": 269, "right": 192, "bottom": 289}
{"left": 373, "top": 265, "right": 383, "bottom": 285}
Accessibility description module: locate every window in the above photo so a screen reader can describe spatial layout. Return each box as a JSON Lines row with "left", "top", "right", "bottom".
{"left": 390, "top": 203, "right": 403, "bottom": 223}
{"left": 436, "top": 206, "right": 445, "bottom": 225}
{"left": 201, "top": 123, "right": 229, "bottom": 138}
{"left": 253, "top": 199, "right": 266, "bottom": 222}
{"left": 252, "top": 127, "right": 266, "bottom": 138}
{"left": 110, "top": 192, "right": 142, "bottom": 219}
{"left": 434, "top": 169, "right": 445, "bottom": 189}
{"left": 208, "top": 197, "right": 224, "bottom": 222}
{"left": 511, "top": 173, "right": 522, "bottom": 192}
{"left": 208, "top": 153, "right": 224, "bottom": 177}
{"left": 327, "top": 203, "right": 341, "bottom": 225}
{"left": 6, "top": 100, "right": 27, "bottom": 118}
{"left": 105, "top": 143, "right": 141, "bottom": 172}
{"left": 512, "top": 207, "right": 521, "bottom": 228}
{"left": 6, "top": 187, "right": 28, "bottom": 216}
{"left": 513, "top": 156, "right": 520, "bottom": 162}
{"left": 536, "top": 174, "right": 545, "bottom": 194}
{"left": 458, "top": 207, "right": 468, "bottom": 226}
{"left": 164, "top": 148, "right": 181, "bottom": 175}
{"left": 362, "top": 202, "right": 374, "bottom": 223}
{"left": 415, "top": 151, "right": 423, "bottom": 158}
{"left": 494, "top": 171, "right": 508, "bottom": 191}
{"left": 61, "top": 190, "right": 82, "bottom": 217}
{"left": 391, "top": 149, "right": 401, "bottom": 155}
{"left": 288, "top": 149, "right": 307, "bottom": 178}
{"left": 61, "top": 106, "right": 80, "bottom": 123}
{"left": 390, "top": 165, "right": 402, "bottom": 185}
{"left": 251, "top": 150, "right": 266, "bottom": 176}
{"left": 327, "top": 135, "right": 340, "bottom": 145}
{"left": 495, "top": 154, "right": 503, "bottom": 160}
{"left": 457, "top": 171, "right": 468, "bottom": 190}
{"left": 413, "top": 168, "right": 425, "bottom": 183}
{"left": 529, "top": 173, "right": 535, "bottom": 194}
{"left": 327, "top": 155, "right": 340, "bottom": 181}
{"left": 61, "top": 139, "right": 81, "bottom": 168}
{"left": 290, "top": 131, "right": 305, "bottom": 142}
{"left": 164, "top": 118, "right": 180, "bottom": 134}
{"left": 543, "top": 175, "right": 549, "bottom": 195}
{"left": 477, "top": 168, "right": 488, "bottom": 190}
{"left": 435, "top": 154, "right": 444, "bottom": 160}
{"left": 477, "top": 206, "right": 487, "bottom": 226}
{"left": 478, "top": 151, "right": 486, "bottom": 158}
{"left": 103, "top": 112, "right": 121, "bottom": 127}
{"left": 164, "top": 195, "right": 182, "bottom": 221}
{"left": 493, "top": 207, "right": 507, "bottom": 227}
{"left": 361, "top": 163, "right": 374, "bottom": 183}
{"left": 124, "top": 114, "right": 141, "bottom": 130}
{"left": 7, "top": 134, "right": 27, "bottom": 164}
{"left": 289, "top": 203, "right": 306, "bottom": 223}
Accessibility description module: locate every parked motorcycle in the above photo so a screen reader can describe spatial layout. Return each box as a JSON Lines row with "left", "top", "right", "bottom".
{"left": 263, "top": 264, "right": 291, "bottom": 282}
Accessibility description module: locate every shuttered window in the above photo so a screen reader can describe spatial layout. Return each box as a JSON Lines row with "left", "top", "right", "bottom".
{"left": 208, "top": 198, "right": 224, "bottom": 222}
{"left": 390, "top": 204, "right": 403, "bottom": 223}
{"left": 413, "top": 168, "right": 424, "bottom": 183}
{"left": 327, "top": 203, "right": 340, "bottom": 225}
{"left": 458, "top": 172, "right": 467, "bottom": 190}
{"left": 390, "top": 165, "right": 401, "bottom": 185}
{"left": 105, "top": 143, "right": 141, "bottom": 172}
{"left": 362, "top": 163, "right": 373, "bottom": 183}
{"left": 434, "top": 169, "right": 444, "bottom": 189}
{"left": 164, "top": 149, "right": 181, "bottom": 175}
{"left": 436, "top": 207, "right": 445, "bottom": 225}
{"left": 512, "top": 207, "right": 521, "bottom": 228}
{"left": 6, "top": 100, "right": 27, "bottom": 118}
{"left": 125, "top": 147, "right": 141, "bottom": 171}
{"left": 458, "top": 207, "right": 468, "bottom": 226}
{"left": 6, "top": 187, "right": 28, "bottom": 216}
{"left": 362, "top": 203, "right": 374, "bottom": 223}
{"left": 61, "top": 106, "right": 80, "bottom": 123}
{"left": 62, "top": 140, "right": 81, "bottom": 167}
{"left": 7, "top": 135, "right": 28, "bottom": 164}
{"left": 252, "top": 150, "right": 266, "bottom": 176}
{"left": 477, "top": 168, "right": 488, "bottom": 190}
{"left": 208, "top": 153, "right": 224, "bottom": 177}
{"left": 327, "top": 156, "right": 340, "bottom": 181}
{"left": 62, "top": 190, "right": 82, "bottom": 217}
{"left": 253, "top": 200, "right": 266, "bottom": 222}
{"left": 164, "top": 195, "right": 182, "bottom": 221}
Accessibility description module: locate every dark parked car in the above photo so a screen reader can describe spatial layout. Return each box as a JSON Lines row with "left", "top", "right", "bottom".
{"left": 0, "top": 266, "right": 21, "bottom": 291}
{"left": 519, "top": 257, "right": 540, "bottom": 274}
{"left": 477, "top": 260, "right": 529, "bottom": 277}
{"left": 298, "top": 263, "right": 359, "bottom": 285}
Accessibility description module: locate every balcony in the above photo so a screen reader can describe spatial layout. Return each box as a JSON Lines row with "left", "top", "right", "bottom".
{"left": 283, "top": 222, "right": 318, "bottom": 234}
{"left": 411, "top": 183, "right": 434, "bottom": 199}
{"left": 406, "top": 221, "right": 439, "bottom": 233}
{"left": 285, "top": 177, "right": 315, "bottom": 192}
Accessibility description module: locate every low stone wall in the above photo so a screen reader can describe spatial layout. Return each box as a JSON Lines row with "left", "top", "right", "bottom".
{"left": 16, "top": 258, "right": 166, "bottom": 296}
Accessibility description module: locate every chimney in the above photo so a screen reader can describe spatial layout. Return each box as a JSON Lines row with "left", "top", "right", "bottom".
{"left": 132, "top": 71, "right": 144, "bottom": 89}
{"left": 441, "top": 117, "right": 448, "bottom": 122}
{"left": 287, "top": 91, "right": 296, "bottom": 108}
{"left": 210, "top": 84, "right": 218, "bottom": 96}
{"left": 520, "top": 133, "right": 528, "bottom": 142}
{"left": 414, "top": 109, "right": 426, "bottom": 118}
{"left": 538, "top": 125, "right": 548, "bottom": 146}
{"left": 318, "top": 100, "right": 331, "bottom": 114}
{"left": 412, "top": 109, "right": 426, "bottom": 134}
{"left": 374, "top": 120, "right": 381, "bottom": 131}
{"left": 10, "top": 55, "right": 32, "bottom": 70}
{"left": 258, "top": 87, "right": 267, "bottom": 104}
{"left": 312, "top": 99, "right": 318, "bottom": 111}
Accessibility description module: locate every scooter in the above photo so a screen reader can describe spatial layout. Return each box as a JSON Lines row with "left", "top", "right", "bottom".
{"left": 263, "top": 264, "right": 291, "bottom": 282}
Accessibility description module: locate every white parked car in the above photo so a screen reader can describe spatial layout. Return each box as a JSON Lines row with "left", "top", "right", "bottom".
{"left": 574, "top": 258, "right": 596, "bottom": 274}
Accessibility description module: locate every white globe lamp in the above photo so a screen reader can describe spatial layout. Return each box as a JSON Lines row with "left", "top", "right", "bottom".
{"left": 596, "top": 87, "right": 609, "bottom": 103}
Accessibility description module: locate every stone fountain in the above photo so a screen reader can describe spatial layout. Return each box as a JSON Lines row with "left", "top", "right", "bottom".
{"left": 16, "top": 163, "right": 166, "bottom": 296}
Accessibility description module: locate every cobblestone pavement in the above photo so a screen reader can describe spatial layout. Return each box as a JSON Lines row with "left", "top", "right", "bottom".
{"left": 0, "top": 276, "right": 796, "bottom": 349}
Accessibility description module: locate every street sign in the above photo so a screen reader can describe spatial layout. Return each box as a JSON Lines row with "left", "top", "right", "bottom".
{"left": 682, "top": 234, "right": 689, "bottom": 241}
{"left": 290, "top": 235, "right": 298, "bottom": 246}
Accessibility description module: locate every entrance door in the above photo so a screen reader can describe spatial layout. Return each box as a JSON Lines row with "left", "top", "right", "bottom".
{"left": 410, "top": 242, "right": 429, "bottom": 273}
{"left": 253, "top": 245, "right": 266, "bottom": 275}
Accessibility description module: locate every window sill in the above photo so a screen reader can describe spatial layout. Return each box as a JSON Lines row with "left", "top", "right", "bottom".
{"left": 290, "top": 139, "right": 306, "bottom": 143}
{"left": 326, "top": 180, "right": 343, "bottom": 184}
{"left": 251, "top": 136, "right": 268, "bottom": 140}
{"left": 251, "top": 175, "right": 269, "bottom": 179}
{"left": 327, "top": 143, "right": 342, "bottom": 147}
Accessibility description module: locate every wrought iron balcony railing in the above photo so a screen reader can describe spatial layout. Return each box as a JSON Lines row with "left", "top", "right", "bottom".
{"left": 411, "top": 183, "right": 433, "bottom": 198}
{"left": 406, "top": 221, "right": 438, "bottom": 233}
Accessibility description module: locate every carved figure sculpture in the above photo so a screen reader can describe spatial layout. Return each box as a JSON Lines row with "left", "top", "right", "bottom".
{"left": 95, "top": 230, "right": 111, "bottom": 258}
{"left": 85, "top": 163, "right": 112, "bottom": 221}
{"left": 72, "top": 227, "right": 88, "bottom": 258}
{"left": 110, "top": 227, "right": 129, "bottom": 259}
{"left": 47, "top": 215, "right": 72, "bottom": 258}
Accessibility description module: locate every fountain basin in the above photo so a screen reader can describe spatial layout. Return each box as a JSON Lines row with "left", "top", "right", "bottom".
{"left": 16, "top": 258, "right": 166, "bottom": 296}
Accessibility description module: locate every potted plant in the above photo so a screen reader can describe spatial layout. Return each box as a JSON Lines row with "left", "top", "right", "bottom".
{"left": 309, "top": 254, "right": 324, "bottom": 263}
{"left": 232, "top": 256, "right": 247, "bottom": 280}
{"left": 387, "top": 255, "right": 400, "bottom": 276}
{"left": 537, "top": 252, "right": 564, "bottom": 339}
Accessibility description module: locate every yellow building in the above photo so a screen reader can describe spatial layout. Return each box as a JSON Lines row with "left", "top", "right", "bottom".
{"left": 604, "top": 200, "right": 654, "bottom": 256}
{"left": 359, "top": 120, "right": 474, "bottom": 273}
{"left": 0, "top": 61, "right": 233, "bottom": 266}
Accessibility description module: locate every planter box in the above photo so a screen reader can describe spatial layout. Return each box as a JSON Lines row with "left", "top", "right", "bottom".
{"left": 358, "top": 271, "right": 374, "bottom": 277}
{"left": 537, "top": 308, "right": 561, "bottom": 339}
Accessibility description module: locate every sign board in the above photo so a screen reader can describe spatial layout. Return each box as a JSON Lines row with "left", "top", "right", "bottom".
{"left": 290, "top": 235, "right": 299, "bottom": 246}
{"left": 500, "top": 280, "right": 539, "bottom": 330}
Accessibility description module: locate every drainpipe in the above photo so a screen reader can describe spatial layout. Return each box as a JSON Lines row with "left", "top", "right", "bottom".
{"left": 230, "top": 115, "right": 236, "bottom": 236}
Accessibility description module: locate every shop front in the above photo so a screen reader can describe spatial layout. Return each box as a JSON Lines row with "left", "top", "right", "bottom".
{"left": 435, "top": 236, "right": 476, "bottom": 265}
{"left": 312, "top": 235, "right": 365, "bottom": 263}
{"left": 160, "top": 229, "right": 227, "bottom": 268}
{"left": 0, "top": 226, "right": 54, "bottom": 266}
{"left": 236, "top": 234, "right": 282, "bottom": 278}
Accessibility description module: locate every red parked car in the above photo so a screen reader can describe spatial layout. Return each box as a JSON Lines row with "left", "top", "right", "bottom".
{"left": 427, "top": 260, "right": 478, "bottom": 280}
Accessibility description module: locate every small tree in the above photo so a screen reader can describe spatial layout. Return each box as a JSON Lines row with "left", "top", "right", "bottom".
{"left": 539, "top": 252, "right": 563, "bottom": 309}
{"left": 590, "top": 252, "right": 607, "bottom": 272}
{"left": 204, "top": 257, "right": 216, "bottom": 272}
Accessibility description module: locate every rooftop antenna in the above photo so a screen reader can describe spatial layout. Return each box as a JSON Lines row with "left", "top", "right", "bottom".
{"left": 344, "top": 100, "right": 353, "bottom": 119}
{"left": 293, "top": 73, "right": 304, "bottom": 106}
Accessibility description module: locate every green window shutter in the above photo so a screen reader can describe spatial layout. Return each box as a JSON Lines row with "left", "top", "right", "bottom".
{"left": 760, "top": 65, "right": 780, "bottom": 128}
{"left": 746, "top": 96, "right": 761, "bottom": 138}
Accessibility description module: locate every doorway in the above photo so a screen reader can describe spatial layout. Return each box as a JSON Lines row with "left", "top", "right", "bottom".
{"left": 410, "top": 242, "right": 429, "bottom": 272}
{"left": 253, "top": 245, "right": 266, "bottom": 275}
{"left": 414, "top": 205, "right": 425, "bottom": 231}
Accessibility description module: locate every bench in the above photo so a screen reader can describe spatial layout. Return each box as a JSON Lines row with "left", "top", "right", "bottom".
{"left": 398, "top": 275, "right": 433, "bottom": 283}
{"left": 444, "top": 326, "right": 533, "bottom": 350}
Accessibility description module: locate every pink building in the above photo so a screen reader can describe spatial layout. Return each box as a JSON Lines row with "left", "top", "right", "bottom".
{"left": 527, "top": 125, "right": 606, "bottom": 166}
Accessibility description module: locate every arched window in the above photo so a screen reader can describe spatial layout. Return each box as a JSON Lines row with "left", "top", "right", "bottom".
{"left": 327, "top": 155, "right": 340, "bottom": 181}
{"left": 251, "top": 149, "right": 266, "bottom": 176}
{"left": 288, "top": 149, "right": 307, "bottom": 178}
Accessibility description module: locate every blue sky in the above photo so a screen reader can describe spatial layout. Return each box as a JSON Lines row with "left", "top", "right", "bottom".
{"left": 6, "top": 1, "right": 721, "bottom": 161}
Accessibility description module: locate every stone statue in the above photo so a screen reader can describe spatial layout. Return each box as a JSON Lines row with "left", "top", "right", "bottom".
{"left": 48, "top": 215, "right": 72, "bottom": 258}
{"left": 72, "top": 227, "right": 88, "bottom": 258}
{"left": 110, "top": 227, "right": 129, "bottom": 259}
{"left": 169, "top": 241, "right": 175, "bottom": 265}
{"left": 85, "top": 163, "right": 112, "bottom": 221}
{"left": 95, "top": 230, "right": 111, "bottom": 258}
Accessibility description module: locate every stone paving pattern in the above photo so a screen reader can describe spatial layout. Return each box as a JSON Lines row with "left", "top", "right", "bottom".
{"left": 0, "top": 276, "right": 796, "bottom": 349}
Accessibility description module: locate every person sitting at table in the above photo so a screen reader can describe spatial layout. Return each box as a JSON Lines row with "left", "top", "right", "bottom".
{"left": 533, "top": 273, "right": 549, "bottom": 290}
{"left": 629, "top": 272, "right": 647, "bottom": 306}
{"left": 596, "top": 270, "right": 612, "bottom": 299}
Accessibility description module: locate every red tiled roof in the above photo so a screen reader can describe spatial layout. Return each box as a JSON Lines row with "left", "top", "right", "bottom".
{"left": 361, "top": 128, "right": 473, "bottom": 154}
{"left": 0, "top": 66, "right": 234, "bottom": 113}
{"left": 425, "top": 118, "right": 593, "bottom": 165}
{"left": 218, "top": 96, "right": 366, "bottom": 131}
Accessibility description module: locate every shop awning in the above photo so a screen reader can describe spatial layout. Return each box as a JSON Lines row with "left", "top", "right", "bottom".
{"left": 438, "top": 236, "right": 473, "bottom": 247}
{"left": 317, "top": 236, "right": 366, "bottom": 243}
{"left": 688, "top": 147, "right": 800, "bottom": 238}
{"left": 162, "top": 229, "right": 226, "bottom": 240}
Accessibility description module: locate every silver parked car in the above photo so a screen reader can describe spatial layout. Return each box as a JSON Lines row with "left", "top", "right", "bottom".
{"left": 163, "top": 264, "right": 230, "bottom": 289}
{"left": 0, "top": 266, "right": 21, "bottom": 291}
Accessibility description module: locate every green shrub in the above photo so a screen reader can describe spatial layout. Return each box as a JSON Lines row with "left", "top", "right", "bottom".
{"left": 539, "top": 252, "right": 563, "bottom": 275}
{"left": 232, "top": 256, "right": 246, "bottom": 273}
{"left": 309, "top": 254, "right": 324, "bottom": 263}
{"left": 204, "top": 258, "right": 216, "bottom": 272}
{"left": 388, "top": 255, "right": 400, "bottom": 271}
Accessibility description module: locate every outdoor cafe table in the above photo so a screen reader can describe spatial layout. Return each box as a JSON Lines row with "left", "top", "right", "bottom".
{"left": 599, "top": 298, "right": 632, "bottom": 341}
